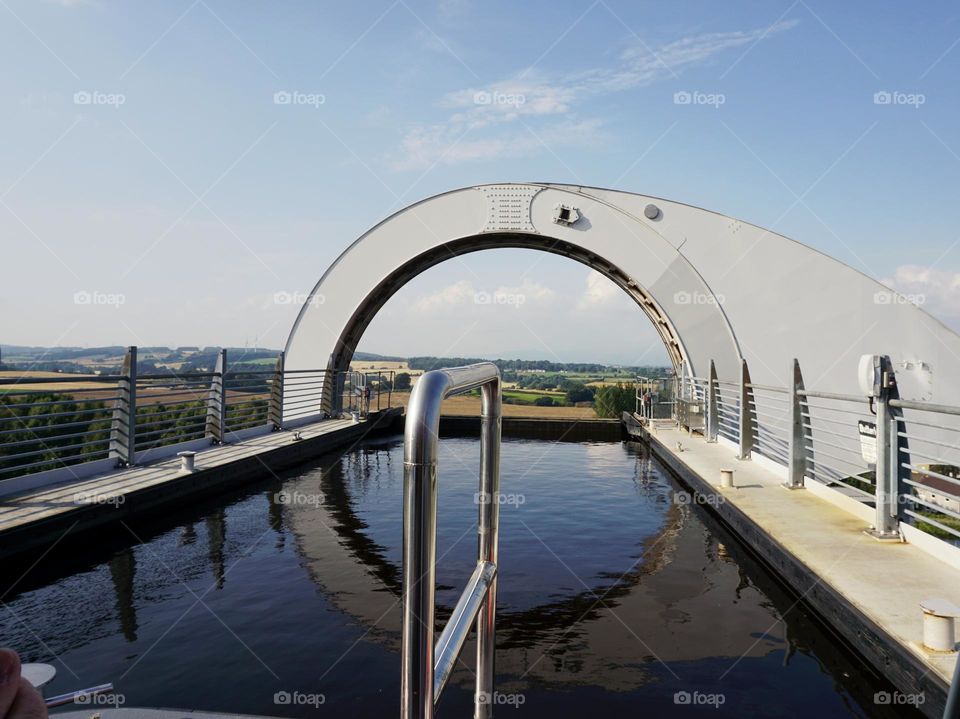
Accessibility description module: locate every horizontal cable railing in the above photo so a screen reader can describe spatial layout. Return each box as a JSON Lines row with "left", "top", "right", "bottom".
{"left": 0, "top": 347, "right": 397, "bottom": 482}
{"left": 892, "top": 408, "right": 960, "bottom": 543}
{"left": 670, "top": 355, "right": 960, "bottom": 552}
{"left": 134, "top": 373, "right": 210, "bottom": 453}
{"left": 0, "top": 377, "right": 118, "bottom": 479}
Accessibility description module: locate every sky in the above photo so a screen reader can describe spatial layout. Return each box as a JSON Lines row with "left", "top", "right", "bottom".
{"left": 1, "top": 1, "right": 960, "bottom": 365}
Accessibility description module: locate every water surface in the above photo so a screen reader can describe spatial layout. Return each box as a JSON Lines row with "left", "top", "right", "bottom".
{"left": 1, "top": 437, "right": 917, "bottom": 717}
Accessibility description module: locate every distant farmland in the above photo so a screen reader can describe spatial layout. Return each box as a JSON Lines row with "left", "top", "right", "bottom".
{"left": 0, "top": 372, "right": 267, "bottom": 406}
{"left": 389, "top": 391, "right": 595, "bottom": 419}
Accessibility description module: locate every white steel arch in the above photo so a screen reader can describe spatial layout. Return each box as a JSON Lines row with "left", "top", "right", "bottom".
{"left": 284, "top": 183, "right": 960, "bottom": 407}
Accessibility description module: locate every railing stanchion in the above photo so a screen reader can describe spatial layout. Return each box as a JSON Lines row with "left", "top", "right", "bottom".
{"left": 205, "top": 349, "right": 226, "bottom": 444}
{"left": 109, "top": 345, "right": 137, "bottom": 467}
{"left": 318, "top": 370, "right": 331, "bottom": 417}
{"left": 268, "top": 351, "right": 284, "bottom": 430}
{"left": 738, "top": 359, "right": 754, "bottom": 460}
{"left": 871, "top": 355, "right": 901, "bottom": 539}
{"left": 475, "top": 376, "right": 501, "bottom": 717}
{"left": 706, "top": 360, "right": 718, "bottom": 442}
{"left": 785, "top": 358, "right": 807, "bottom": 489}
{"left": 672, "top": 367, "right": 679, "bottom": 423}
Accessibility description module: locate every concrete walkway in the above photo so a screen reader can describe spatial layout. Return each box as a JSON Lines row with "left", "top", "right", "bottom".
{"left": 638, "top": 423, "right": 958, "bottom": 718}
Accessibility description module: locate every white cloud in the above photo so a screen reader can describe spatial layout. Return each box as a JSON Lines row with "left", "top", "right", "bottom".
{"left": 409, "top": 271, "right": 627, "bottom": 318}
{"left": 577, "top": 270, "right": 620, "bottom": 309}
{"left": 391, "top": 20, "right": 799, "bottom": 170}
{"left": 881, "top": 265, "right": 960, "bottom": 320}
{"left": 412, "top": 279, "right": 556, "bottom": 313}
{"left": 359, "top": 267, "right": 667, "bottom": 364}
{"left": 413, "top": 279, "right": 476, "bottom": 312}
{"left": 440, "top": 77, "right": 577, "bottom": 120}
{"left": 500, "top": 280, "right": 555, "bottom": 304}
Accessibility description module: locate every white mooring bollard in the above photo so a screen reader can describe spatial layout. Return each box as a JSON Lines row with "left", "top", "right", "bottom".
{"left": 720, "top": 468, "right": 735, "bottom": 489}
{"left": 920, "top": 599, "right": 959, "bottom": 652}
{"left": 178, "top": 451, "right": 196, "bottom": 473}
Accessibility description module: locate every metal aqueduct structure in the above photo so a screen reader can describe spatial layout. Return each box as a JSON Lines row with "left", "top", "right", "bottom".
{"left": 282, "top": 182, "right": 960, "bottom": 718}
{"left": 284, "top": 182, "right": 960, "bottom": 407}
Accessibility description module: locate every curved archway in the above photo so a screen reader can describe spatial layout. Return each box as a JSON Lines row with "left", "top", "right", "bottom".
{"left": 285, "top": 183, "right": 960, "bottom": 412}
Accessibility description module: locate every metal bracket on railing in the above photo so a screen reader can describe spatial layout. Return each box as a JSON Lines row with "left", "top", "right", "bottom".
{"left": 205, "top": 349, "right": 227, "bottom": 444}
{"left": 401, "top": 363, "right": 501, "bottom": 719}
{"left": 738, "top": 359, "right": 755, "bottom": 460}
{"left": 268, "top": 351, "right": 285, "bottom": 430}
{"left": 785, "top": 358, "right": 809, "bottom": 489}
{"left": 109, "top": 346, "right": 137, "bottom": 467}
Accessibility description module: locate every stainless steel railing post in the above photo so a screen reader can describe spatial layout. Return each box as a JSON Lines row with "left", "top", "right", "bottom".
{"left": 205, "top": 349, "right": 227, "bottom": 444}
{"left": 475, "top": 379, "right": 501, "bottom": 717}
{"left": 402, "top": 415, "right": 440, "bottom": 719}
{"left": 401, "top": 363, "right": 501, "bottom": 719}
{"left": 738, "top": 358, "right": 754, "bottom": 460}
{"left": 872, "top": 355, "right": 901, "bottom": 538}
{"left": 109, "top": 345, "right": 137, "bottom": 466}
{"left": 268, "top": 351, "right": 285, "bottom": 430}
{"left": 706, "top": 360, "right": 719, "bottom": 443}
{"left": 785, "top": 358, "right": 808, "bottom": 489}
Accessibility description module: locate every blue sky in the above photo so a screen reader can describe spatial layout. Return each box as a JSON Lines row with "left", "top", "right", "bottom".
{"left": 2, "top": 0, "right": 959, "bottom": 364}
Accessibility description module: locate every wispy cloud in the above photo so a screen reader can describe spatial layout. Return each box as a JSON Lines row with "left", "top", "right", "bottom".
{"left": 390, "top": 20, "right": 798, "bottom": 170}
{"left": 393, "top": 116, "right": 605, "bottom": 172}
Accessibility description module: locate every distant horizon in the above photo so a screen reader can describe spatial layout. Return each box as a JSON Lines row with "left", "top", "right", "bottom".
{"left": 0, "top": 343, "right": 672, "bottom": 368}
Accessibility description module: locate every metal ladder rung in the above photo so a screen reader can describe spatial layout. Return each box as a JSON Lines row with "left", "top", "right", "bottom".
{"left": 433, "top": 560, "right": 498, "bottom": 699}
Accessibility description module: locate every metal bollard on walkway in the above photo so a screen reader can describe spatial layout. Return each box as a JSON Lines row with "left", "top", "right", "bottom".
{"left": 178, "top": 451, "right": 197, "bottom": 473}
{"left": 920, "top": 599, "right": 959, "bottom": 653}
{"left": 720, "top": 468, "right": 735, "bottom": 489}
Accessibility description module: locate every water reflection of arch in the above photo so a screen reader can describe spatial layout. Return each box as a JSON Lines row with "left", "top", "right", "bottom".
{"left": 279, "top": 441, "right": 791, "bottom": 690}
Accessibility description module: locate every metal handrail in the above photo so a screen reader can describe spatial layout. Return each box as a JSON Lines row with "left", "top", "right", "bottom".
{"left": 401, "top": 363, "right": 501, "bottom": 719}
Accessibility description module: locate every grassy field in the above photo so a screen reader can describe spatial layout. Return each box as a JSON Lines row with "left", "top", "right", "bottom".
{"left": 0, "top": 370, "right": 99, "bottom": 380}
{"left": 503, "top": 390, "right": 549, "bottom": 403}
{"left": 0, "top": 370, "right": 267, "bottom": 406}
{"left": 0, "top": 370, "right": 105, "bottom": 393}
{"left": 389, "top": 391, "right": 597, "bottom": 419}
{"left": 349, "top": 360, "right": 409, "bottom": 369}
